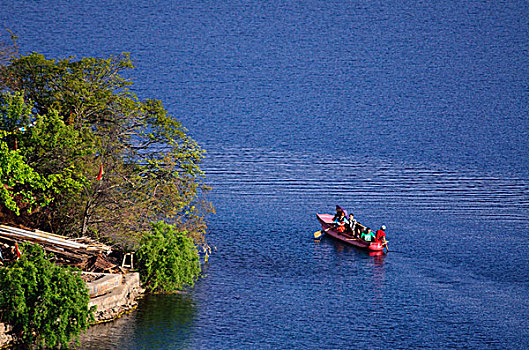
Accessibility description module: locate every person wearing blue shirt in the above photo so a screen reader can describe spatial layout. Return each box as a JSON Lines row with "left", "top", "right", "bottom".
{"left": 333, "top": 211, "right": 349, "bottom": 233}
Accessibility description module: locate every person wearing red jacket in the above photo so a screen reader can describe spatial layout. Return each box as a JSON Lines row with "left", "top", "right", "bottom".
{"left": 376, "top": 225, "right": 386, "bottom": 241}
{"left": 376, "top": 225, "right": 389, "bottom": 251}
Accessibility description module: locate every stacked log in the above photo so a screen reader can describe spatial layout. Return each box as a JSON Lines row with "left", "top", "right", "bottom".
{"left": 0, "top": 225, "right": 120, "bottom": 272}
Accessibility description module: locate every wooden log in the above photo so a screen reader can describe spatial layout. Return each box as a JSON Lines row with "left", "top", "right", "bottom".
{"left": 0, "top": 225, "right": 112, "bottom": 254}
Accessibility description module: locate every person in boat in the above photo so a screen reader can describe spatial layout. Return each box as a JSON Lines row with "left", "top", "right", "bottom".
{"left": 347, "top": 213, "right": 359, "bottom": 237}
{"left": 376, "top": 225, "right": 387, "bottom": 243}
{"left": 376, "top": 225, "right": 389, "bottom": 251}
{"left": 360, "top": 227, "right": 375, "bottom": 242}
{"left": 333, "top": 210, "right": 349, "bottom": 233}
{"left": 332, "top": 205, "right": 347, "bottom": 221}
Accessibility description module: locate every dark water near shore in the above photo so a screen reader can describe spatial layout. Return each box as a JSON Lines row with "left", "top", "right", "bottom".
{"left": 2, "top": 1, "right": 529, "bottom": 349}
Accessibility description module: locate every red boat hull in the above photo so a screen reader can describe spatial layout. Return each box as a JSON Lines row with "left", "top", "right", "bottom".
{"left": 316, "top": 214, "right": 384, "bottom": 251}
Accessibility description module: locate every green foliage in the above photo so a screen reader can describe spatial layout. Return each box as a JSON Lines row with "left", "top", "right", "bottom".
{"left": 136, "top": 221, "right": 201, "bottom": 293}
{"left": 0, "top": 92, "right": 91, "bottom": 220}
{"left": 0, "top": 131, "right": 47, "bottom": 215}
{"left": 22, "top": 109, "right": 94, "bottom": 176}
{"left": 0, "top": 243, "right": 93, "bottom": 348}
{"left": 0, "top": 90, "right": 31, "bottom": 133}
{"left": 0, "top": 52, "right": 212, "bottom": 248}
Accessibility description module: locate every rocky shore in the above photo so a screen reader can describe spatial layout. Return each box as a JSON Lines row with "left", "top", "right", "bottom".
{"left": 86, "top": 272, "right": 144, "bottom": 323}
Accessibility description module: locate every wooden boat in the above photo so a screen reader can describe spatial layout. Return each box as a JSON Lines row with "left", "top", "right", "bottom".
{"left": 316, "top": 213, "right": 384, "bottom": 251}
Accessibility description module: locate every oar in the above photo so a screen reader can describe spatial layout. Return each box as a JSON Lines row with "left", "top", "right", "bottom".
{"left": 382, "top": 238, "right": 389, "bottom": 252}
{"left": 314, "top": 226, "right": 333, "bottom": 239}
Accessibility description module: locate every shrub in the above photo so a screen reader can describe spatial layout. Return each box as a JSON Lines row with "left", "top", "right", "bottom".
{"left": 136, "top": 221, "right": 201, "bottom": 293}
{"left": 0, "top": 243, "right": 93, "bottom": 348}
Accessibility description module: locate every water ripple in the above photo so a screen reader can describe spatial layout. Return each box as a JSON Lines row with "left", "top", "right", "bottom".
{"left": 204, "top": 146, "right": 529, "bottom": 223}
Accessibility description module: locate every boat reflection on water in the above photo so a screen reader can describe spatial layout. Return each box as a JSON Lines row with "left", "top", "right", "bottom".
{"left": 371, "top": 252, "right": 387, "bottom": 296}
{"left": 312, "top": 232, "right": 388, "bottom": 280}
{"left": 369, "top": 250, "right": 385, "bottom": 258}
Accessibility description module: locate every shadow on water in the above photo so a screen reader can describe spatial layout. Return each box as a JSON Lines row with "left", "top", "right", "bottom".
{"left": 77, "top": 293, "right": 196, "bottom": 350}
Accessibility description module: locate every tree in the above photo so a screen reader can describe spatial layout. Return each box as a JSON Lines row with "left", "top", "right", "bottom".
{"left": 136, "top": 221, "right": 201, "bottom": 293}
{"left": 0, "top": 30, "right": 18, "bottom": 68}
{"left": 0, "top": 52, "right": 212, "bottom": 248}
{"left": 0, "top": 91, "right": 91, "bottom": 227}
{"left": 0, "top": 243, "right": 93, "bottom": 348}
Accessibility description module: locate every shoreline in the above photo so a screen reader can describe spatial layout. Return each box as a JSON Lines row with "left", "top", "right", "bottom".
{"left": 86, "top": 272, "right": 144, "bottom": 323}
{"left": 0, "top": 272, "right": 144, "bottom": 348}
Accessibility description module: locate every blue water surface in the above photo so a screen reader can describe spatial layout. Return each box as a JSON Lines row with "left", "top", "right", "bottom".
{"left": 2, "top": 1, "right": 529, "bottom": 349}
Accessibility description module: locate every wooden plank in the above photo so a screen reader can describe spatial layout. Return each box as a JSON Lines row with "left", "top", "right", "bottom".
{"left": 0, "top": 227, "right": 85, "bottom": 249}
{"left": 0, "top": 225, "right": 112, "bottom": 253}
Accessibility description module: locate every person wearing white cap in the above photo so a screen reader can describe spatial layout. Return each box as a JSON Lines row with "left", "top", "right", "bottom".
{"left": 376, "top": 225, "right": 389, "bottom": 251}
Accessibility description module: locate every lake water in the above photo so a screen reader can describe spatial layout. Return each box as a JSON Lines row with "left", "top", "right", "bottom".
{"left": 2, "top": 1, "right": 529, "bottom": 349}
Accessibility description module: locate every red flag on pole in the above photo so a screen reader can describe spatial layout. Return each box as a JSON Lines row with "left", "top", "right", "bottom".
{"left": 96, "top": 163, "right": 104, "bottom": 181}
{"left": 15, "top": 242, "right": 20, "bottom": 258}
